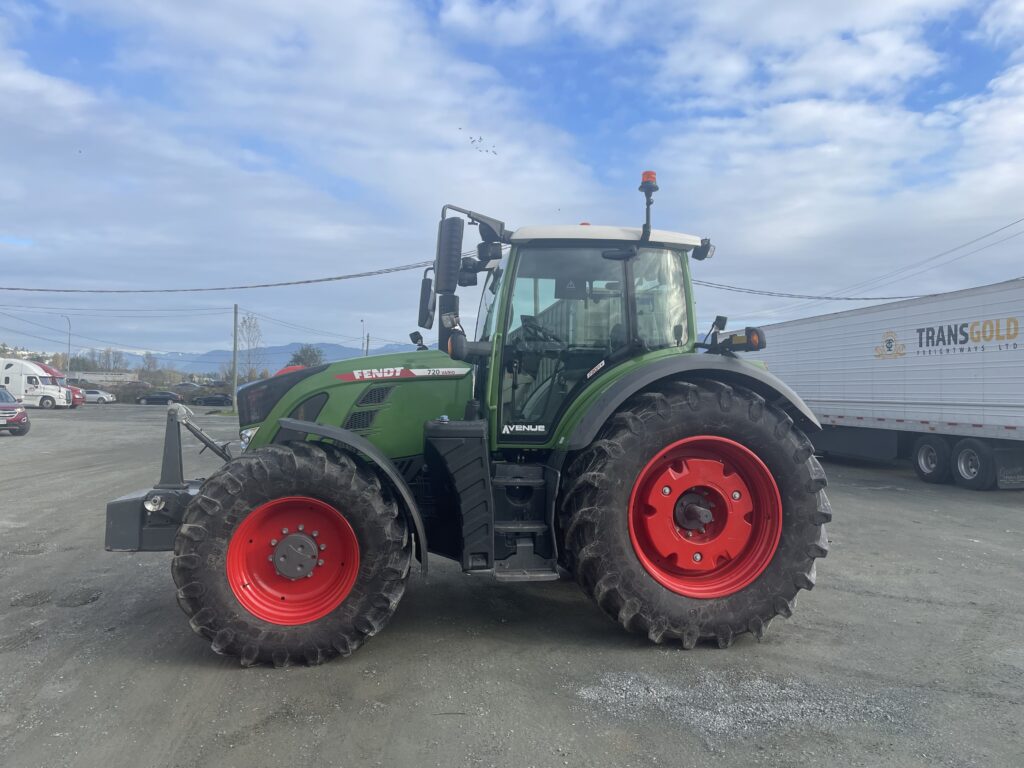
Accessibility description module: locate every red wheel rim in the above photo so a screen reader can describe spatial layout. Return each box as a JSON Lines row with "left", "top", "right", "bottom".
{"left": 226, "top": 496, "right": 360, "bottom": 625}
{"left": 628, "top": 436, "right": 782, "bottom": 599}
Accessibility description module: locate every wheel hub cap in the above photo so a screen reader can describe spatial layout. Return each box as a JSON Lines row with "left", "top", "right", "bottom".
{"left": 273, "top": 532, "right": 319, "bottom": 580}
{"left": 629, "top": 436, "right": 782, "bottom": 599}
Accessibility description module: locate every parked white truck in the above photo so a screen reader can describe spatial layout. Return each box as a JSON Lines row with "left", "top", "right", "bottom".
{"left": 748, "top": 278, "right": 1024, "bottom": 490}
{"left": 0, "top": 358, "right": 72, "bottom": 409}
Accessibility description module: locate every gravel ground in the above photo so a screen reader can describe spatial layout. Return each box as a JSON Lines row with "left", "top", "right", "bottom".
{"left": 1, "top": 405, "right": 1022, "bottom": 767}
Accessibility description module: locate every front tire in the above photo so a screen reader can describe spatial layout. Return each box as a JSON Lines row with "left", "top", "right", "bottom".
{"left": 172, "top": 443, "right": 411, "bottom": 666}
{"left": 562, "top": 380, "right": 831, "bottom": 648}
{"left": 97, "top": 397, "right": 106, "bottom": 404}
{"left": 40, "top": 397, "right": 55, "bottom": 409}
{"left": 11, "top": 424, "right": 30, "bottom": 436}
{"left": 912, "top": 435, "right": 951, "bottom": 484}
{"left": 141, "top": 398, "right": 148, "bottom": 405}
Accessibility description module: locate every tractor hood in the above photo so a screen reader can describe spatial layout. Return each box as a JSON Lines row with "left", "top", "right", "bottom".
{"left": 238, "top": 349, "right": 473, "bottom": 434}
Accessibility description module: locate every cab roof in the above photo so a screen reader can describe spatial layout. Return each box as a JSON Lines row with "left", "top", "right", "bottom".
{"left": 510, "top": 225, "right": 703, "bottom": 248}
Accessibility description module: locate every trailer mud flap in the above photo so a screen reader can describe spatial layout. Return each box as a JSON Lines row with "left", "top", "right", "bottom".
{"left": 995, "top": 448, "right": 1024, "bottom": 489}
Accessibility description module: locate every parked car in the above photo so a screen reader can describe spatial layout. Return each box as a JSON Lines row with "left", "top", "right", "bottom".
{"left": 0, "top": 387, "right": 30, "bottom": 435}
{"left": 136, "top": 391, "right": 184, "bottom": 405}
{"left": 84, "top": 389, "right": 117, "bottom": 404}
{"left": 176, "top": 382, "right": 202, "bottom": 390}
{"left": 191, "top": 393, "right": 232, "bottom": 406}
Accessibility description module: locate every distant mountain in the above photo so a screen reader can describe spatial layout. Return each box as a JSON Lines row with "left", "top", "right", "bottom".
{"left": 119, "top": 341, "right": 415, "bottom": 375}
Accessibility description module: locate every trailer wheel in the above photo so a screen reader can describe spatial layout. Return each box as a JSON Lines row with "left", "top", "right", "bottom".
{"left": 172, "top": 442, "right": 411, "bottom": 666}
{"left": 912, "top": 436, "right": 951, "bottom": 484}
{"left": 950, "top": 438, "right": 996, "bottom": 490}
{"left": 563, "top": 380, "right": 831, "bottom": 648}
{"left": 39, "top": 396, "right": 55, "bottom": 409}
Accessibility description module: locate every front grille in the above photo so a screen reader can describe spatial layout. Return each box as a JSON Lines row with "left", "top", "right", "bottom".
{"left": 343, "top": 409, "right": 378, "bottom": 431}
{"left": 0, "top": 409, "right": 17, "bottom": 418}
{"left": 357, "top": 385, "right": 394, "bottom": 406}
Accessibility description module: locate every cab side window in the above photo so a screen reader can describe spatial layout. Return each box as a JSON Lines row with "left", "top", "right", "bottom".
{"left": 27, "top": 376, "right": 38, "bottom": 385}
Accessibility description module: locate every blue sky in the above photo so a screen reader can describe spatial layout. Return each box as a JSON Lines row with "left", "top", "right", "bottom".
{"left": 1, "top": 0, "right": 1023, "bottom": 356}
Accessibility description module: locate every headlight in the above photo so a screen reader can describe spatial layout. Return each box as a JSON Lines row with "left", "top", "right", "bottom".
{"left": 239, "top": 426, "right": 259, "bottom": 452}
{"left": 15, "top": 407, "right": 24, "bottom": 413}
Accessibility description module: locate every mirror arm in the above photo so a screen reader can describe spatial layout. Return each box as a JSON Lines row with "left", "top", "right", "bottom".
{"left": 441, "top": 204, "right": 511, "bottom": 244}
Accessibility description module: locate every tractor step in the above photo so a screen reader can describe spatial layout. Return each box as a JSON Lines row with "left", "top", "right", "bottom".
{"left": 493, "top": 539, "right": 558, "bottom": 582}
{"left": 494, "top": 521, "right": 548, "bottom": 534}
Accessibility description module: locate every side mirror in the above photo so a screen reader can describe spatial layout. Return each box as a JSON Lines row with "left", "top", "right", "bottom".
{"left": 418, "top": 274, "right": 436, "bottom": 329}
{"left": 713, "top": 315, "right": 728, "bottom": 331}
{"left": 692, "top": 238, "right": 715, "bottom": 261}
{"left": 435, "top": 216, "right": 464, "bottom": 294}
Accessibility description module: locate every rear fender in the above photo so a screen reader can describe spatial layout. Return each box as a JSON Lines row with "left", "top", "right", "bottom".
{"left": 274, "top": 418, "right": 428, "bottom": 574}
{"left": 565, "top": 355, "right": 820, "bottom": 452}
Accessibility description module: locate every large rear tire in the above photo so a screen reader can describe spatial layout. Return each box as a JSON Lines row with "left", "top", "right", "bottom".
{"left": 950, "top": 438, "right": 996, "bottom": 490}
{"left": 172, "top": 442, "right": 411, "bottom": 666}
{"left": 562, "top": 380, "right": 831, "bottom": 648}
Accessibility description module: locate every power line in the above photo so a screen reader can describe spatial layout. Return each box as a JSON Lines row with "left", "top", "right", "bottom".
{"left": 0, "top": 261, "right": 434, "bottom": 294}
{"left": 0, "top": 303, "right": 233, "bottom": 314}
{"left": 825, "top": 214, "right": 1024, "bottom": 297}
{"left": 756, "top": 215, "right": 1024, "bottom": 316}
{"left": 240, "top": 308, "right": 365, "bottom": 343}
{"left": 692, "top": 281, "right": 918, "bottom": 301}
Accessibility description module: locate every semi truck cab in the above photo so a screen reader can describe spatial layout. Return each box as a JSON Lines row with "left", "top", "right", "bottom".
{"left": 0, "top": 359, "right": 72, "bottom": 409}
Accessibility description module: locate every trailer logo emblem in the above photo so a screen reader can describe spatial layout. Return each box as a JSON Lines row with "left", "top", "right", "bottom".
{"left": 874, "top": 330, "right": 906, "bottom": 359}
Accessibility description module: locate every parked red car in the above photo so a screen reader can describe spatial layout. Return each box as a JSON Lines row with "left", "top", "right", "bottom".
{"left": 0, "top": 387, "right": 30, "bottom": 435}
{"left": 37, "top": 363, "right": 85, "bottom": 408}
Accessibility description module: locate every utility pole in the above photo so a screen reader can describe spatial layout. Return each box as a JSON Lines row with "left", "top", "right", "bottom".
{"left": 61, "top": 315, "right": 71, "bottom": 376}
{"left": 364, "top": 333, "right": 370, "bottom": 357}
{"left": 231, "top": 303, "right": 239, "bottom": 412}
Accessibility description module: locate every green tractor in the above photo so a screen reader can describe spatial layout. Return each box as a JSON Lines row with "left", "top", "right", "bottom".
{"left": 107, "top": 172, "right": 831, "bottom": 666}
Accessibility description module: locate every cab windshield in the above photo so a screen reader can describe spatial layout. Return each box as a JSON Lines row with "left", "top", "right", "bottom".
{"left": 499, "top": 243, "right": 690, "bottom": 437}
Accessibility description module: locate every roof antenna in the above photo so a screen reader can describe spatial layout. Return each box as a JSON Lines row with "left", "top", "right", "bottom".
{"left": 639, "top": 170, "right": 658, "bottom": 243}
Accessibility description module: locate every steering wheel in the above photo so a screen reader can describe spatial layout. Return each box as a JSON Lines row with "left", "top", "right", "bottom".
{"left": 521, "top": 315, "right": 565, "bottom": 344}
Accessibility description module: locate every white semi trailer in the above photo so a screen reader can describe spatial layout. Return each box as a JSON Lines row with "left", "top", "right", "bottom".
{"left": 748, "top": 278, "right": 1024, "bottom": 490}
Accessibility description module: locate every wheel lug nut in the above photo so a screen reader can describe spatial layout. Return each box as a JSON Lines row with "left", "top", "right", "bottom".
{"left": 312, "top": 531, "right": 319, "bottom": 538}
{"left": 661, "top": 486, "right": 672, "bottom": 496}
{"left": 685, "top": 531, "right": 693, "bottom": 538}
{"left": 267, "top": 555, "right": 273, "bottom": 562}
{"left": 319, "top": 544, "right": 326, "bottom": 551}
{"left": 282, "top": 528, "right": 289, "bottom": 535}
{"left": 270, "top": 539, "right": 278, "bottom": 546}
{"left": 307, "top": 572, "right": 314, "bottom": 579}
{"left": 318, "top": 559, "right": 324, "bottom": 566}
{"left": 298, "top": 524, "right": 304, "bottom": 531}
{"left": 731, "top": 491, "right": 741, "bottom": 501}
{"left": 692, "top": 552, "right": 702, "bottom": 562}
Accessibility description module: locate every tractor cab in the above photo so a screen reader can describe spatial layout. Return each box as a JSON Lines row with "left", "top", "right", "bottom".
{"left": 419, "top": 180, "right": 711, "bottom": 454}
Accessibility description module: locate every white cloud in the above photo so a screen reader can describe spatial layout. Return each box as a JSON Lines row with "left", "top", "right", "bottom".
{"left": 978, "top": 0, "right": 1024, "bottom": 46}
